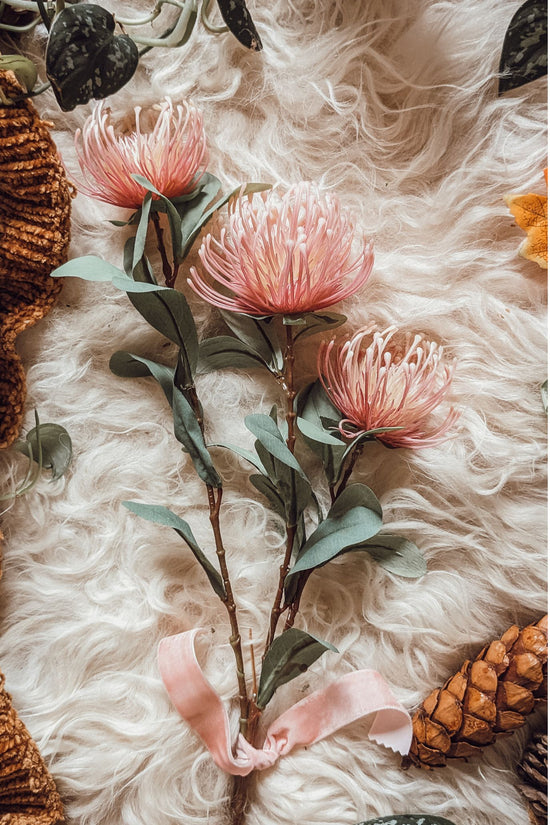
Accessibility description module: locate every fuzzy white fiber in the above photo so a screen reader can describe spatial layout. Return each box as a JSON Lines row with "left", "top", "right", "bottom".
{"left": 0, "top": 1, "right": 547, "bottom": 824}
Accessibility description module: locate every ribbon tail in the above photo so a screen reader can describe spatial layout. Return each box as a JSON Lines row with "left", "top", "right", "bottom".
{"left": 263, "top": 669, "right": 413, "bottom": 758}
{"left": 158, "top": 630, "right": 256, "bottom": 776}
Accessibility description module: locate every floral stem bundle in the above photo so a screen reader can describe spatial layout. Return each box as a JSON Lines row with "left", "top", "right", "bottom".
{"left": 52, "top": 97, "right": 459, "bottom": 820}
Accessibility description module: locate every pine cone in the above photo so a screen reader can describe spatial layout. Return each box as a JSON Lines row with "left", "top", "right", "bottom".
{"left": 517, "top": 729, "right": 547, "bottom": 825}
{"left": 405, "top": 615, "right": 548, "bottom": 769}
{"left": 0, "top": 672, "right": 64, "bottom": 823}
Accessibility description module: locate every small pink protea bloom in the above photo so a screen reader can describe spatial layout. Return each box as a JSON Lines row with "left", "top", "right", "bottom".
{"left": 188, "top": 183, "right": 374, "bottom": 316}
{"left": 319, "top": 326, "right": 458, "bottom": 449}
{"left": 74, "top": 98, "right": 208, "bottom": 209}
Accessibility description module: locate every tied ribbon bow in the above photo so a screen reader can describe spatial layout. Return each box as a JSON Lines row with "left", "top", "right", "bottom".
{"left": 158, "top": 629, "right": 412, "bottom": 776}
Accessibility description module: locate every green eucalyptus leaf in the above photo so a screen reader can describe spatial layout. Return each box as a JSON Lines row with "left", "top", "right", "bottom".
{"left": 122, "top": 501, "right": 225, "bottom": 598}
{"left": 133, "top": 193, "right": 153, "bottom": 270}
{"left": 249, "top": 474, "right": 286, "bottom": 518}
{"left": 172, "top": 386, "right": 222, "bottom": 488}
{"left": 197, "top": 336, "right": 268, "bottom": 373}
{"left": 211, "top": 442, "right": 266, "bottom": 474}
{"left": 256, "top": 628, "right": 337, "bottom": 709}
{"left": 109, "top": 352, "right": 174, "bottom": 406}
{"left": 132, "top": 175, "right": 183, "bottom": 264}
{"left": 296, "top": 416, "right": 345, "bottom": 446}
{"left": 14, "top": 422, "right": 72, "bottom": 481}
{"left": 179, "top": 173, "right": 222, "bottom": 240}
{"left": 357, "top": 817, "right": 458, "bottom": 825}
{"left": 286, "top": 483, "right": 383, "bottom": 580}
{"left": 52, "top": 255, "right": 161, "bottom": 291}
{"left": 245, "top": 414, "right": 308, "bottom": 480}
{"left": 498, "top": 0, "right": 547, "bottom": 95}
{"left": 181, "top": 182, "right": 271, "bottom": 259}
{"left": 293, "top": 312, "right": 347, "bottom": 341}
{"left": 297, "top": 381, "right": 347, "bottom": 485}
{"left": 127, "top": 289, "right": 199, "bottom": 376}
{"left": 541, "top": 379, "right": 548, "bottom": 413}
{"left": 219, "top": 310, "right": 283, "bottom": 371}
{"left": 282, "top": 314, "right": 307, "bottom": 326}
{"left": 358, "top": 534, "right": 427, "bottom": 578}
{"left": 0, "top": 56, "right": 37, "bottom": 92}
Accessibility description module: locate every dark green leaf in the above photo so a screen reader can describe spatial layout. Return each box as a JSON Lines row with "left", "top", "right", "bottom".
{"left": 197, "top": 336, "right": 268, "bottom": 373}
{"left": 122, "top": 501, "right": 225, "bottom": 598}
{"left": 179, "top": 173, "right": 222, "bottom": 241}
{"left": 286, "top": 483, "right": 383, "bottom": 580}
{"left": 245, "top": 414, "right": 307, "bottom": 479}
{"left": 293, "top": 311, "right": 347, "bottom": 341}
{"left": 45, "top": 4, "right": 138, "bottom": 111}
{"left": 282, "top": 314, "right": 307, "bottom": 326}
{"left": 132, "top": 174, "right": 184, "bottom": 267}
{"left": 211, "top": 442, "right": 266, "bottom": 474}
{"left": 133, "top": 194, "right": 153, "bottom": 270}
{"left": 498, "top": 0, "right": 547, "bottom": 95}
{"left": 215, "top": 0, "right": 263, "bottom": 51}
{"left": 357, "top": 816, "right": 458, "bottom": 825}
{"left": 181, "top": 182, "right": 271, "bottom": 259}
{"left": 14, "top": 422, "right": 72, "bottom": 481}
{"left": 256, "top": 628, "right": 337, "bottom": 709}
{"left": 172, "top": 386, "right": 222, "bottom": 488}
{"left": 249, "top": 474, "right": 286, "bottom": 518}
{"left": 357, "top": 534, "right": 426, "bottom": 578}
{"left": 297, "top": 381, "right": 347, "bottom": 485}
{"left": 127, "top": 289, "right": 199, "bottom": 376}
{"left": 219, "top": 310, "right": 283, "bottom": 371}
{"left": 109, "top": 352, "right": 174, "bottom": 406}
{"left": 296, "top": 416, "right": 345, "bottom": 446}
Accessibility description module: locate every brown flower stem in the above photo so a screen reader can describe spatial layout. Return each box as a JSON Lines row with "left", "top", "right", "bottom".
{"left": 151, "top": 211, "right": 172, "bottom": 284}
{"left": 208, "top": 484, "right": 249, "bottom": 734}
{"left": 264, "top": 324, "right": 298, "bottom": 654}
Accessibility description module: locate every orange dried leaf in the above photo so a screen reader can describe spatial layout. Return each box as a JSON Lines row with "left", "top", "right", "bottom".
{"left": 504, "top": 190, "right": 548, "bottom": 269}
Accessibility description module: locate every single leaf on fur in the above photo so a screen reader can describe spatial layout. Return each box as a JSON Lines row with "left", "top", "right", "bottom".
{"left": 109, "top": 352, "right": 174, "bottom": 406}
{"left": 498, "top": 0, "right": 548, "bottom": 95}
{"left": 256, "top": 628, "right": 337, "bottom": 709}
{"left": 52, "top": 255, "right": 161, "bottom": 291}
{"left": 357, "top": 534, "right": 427, "bottom": 578}
{"left": 172, "top": 386, "right": 222, "bottom": 488}
{"left": 541, "top": 379, "right": 548, "bottom": 413}
{"left": 215, "top": 0, "right": 263, "bottom": 51}
{"left": 14, "top": 422, "right": 72, "bottom": 481}
{"left": 504, "top": 184, "right": 548, "bottom": 268}
{"left": 122, "top": 501, "right": 225, "bottom": 598}
{"left": 357, "top": 817, "right": 458, "bottom": 825}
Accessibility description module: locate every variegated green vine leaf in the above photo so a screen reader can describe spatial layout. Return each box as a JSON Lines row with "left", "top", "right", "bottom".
{"left": 498, "top": 0, "right": 547, "bottom": 95}
{"left": 46, "top": 4, "right": 139, "bottom": 110}
{"left": 215, "top": 0, "right": 262, "bottom": 51}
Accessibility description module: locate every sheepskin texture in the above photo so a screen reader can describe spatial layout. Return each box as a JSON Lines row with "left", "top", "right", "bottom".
{"left": 0, "top": 1, "right": 547, "bottom": 824}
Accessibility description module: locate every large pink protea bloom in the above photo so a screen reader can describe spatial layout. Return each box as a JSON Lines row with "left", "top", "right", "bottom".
{"left": 74, "top": 98, "right": 208, "bottom": 209}
{"left": 319, "top": 326, "right": 458, "bottom": 449}
{"left": 188, "top": 183, "right": 374, "bottom": 316}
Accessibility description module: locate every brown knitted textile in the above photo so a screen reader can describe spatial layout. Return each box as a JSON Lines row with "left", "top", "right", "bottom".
{"left": 0, "top": 70, "right": 71, "bottom": 450}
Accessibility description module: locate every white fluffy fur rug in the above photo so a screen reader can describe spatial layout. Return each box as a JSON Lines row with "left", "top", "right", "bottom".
{"left": 0, "top": 1, "right": 547, "bottom": 824}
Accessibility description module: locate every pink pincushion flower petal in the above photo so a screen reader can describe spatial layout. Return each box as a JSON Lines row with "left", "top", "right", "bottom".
{"left": 74, "top": 98, "right": 208, "bottom": 209}
{"left": 188, "top": 183, "right": 374, "bottom": 316}
{"left": 319, "top": 326, "right": 458, "bottom": 449}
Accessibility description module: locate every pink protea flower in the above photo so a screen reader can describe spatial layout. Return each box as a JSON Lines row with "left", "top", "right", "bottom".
{"left": 188, "top": 183, "right": 374, "bottom": 316}
{"left": 319, "top": 326, "right": 458, "bottom": 449}
{"left": 74, "top": 98, "right": 208, "bottom": 209}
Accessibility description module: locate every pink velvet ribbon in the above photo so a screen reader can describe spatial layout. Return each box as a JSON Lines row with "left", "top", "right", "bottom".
{"left": 158, "top": 629, "right": 412, "bottom": 775}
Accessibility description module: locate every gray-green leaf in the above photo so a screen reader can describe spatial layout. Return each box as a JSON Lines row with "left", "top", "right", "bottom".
{"left": 256, "top": 628, "right": 337, "bottom": 709}
{"left": 14, "top": 422, "right": 72, "bottom": 481}
{"left": 219, "top": 310, "right": 283, "bottom": 371}
{"left": 358, "top": 534, "right": 426, "bottom": 578}
{"left": 109, "top": 352, "right": 175, "bottom": 406}
{"left": 122, "top": 501, "right": 225, "bottom": 598}
{"left": 172, "top": 386, "right": 222, "bottom": 488}
{"left": 197, "top": 336, "right": 268, "bottom": 373}
{"left": 52, "top": 255, "right": 162, "bottom": 292}
{"left": 286, "top": 483, "right": 383, "bottom": 582}
{"left": 293, "top": 311, "right": 347, "bottom": 341}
